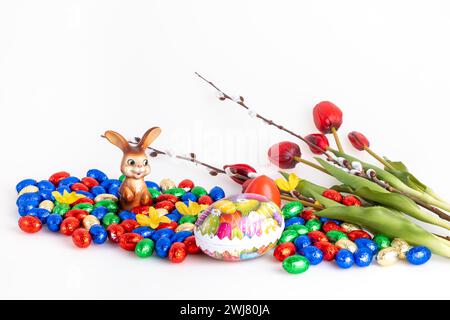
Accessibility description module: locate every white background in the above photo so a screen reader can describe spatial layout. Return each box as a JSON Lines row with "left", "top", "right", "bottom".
{"left": 1, "top": 0, "right": 449, "bottom": 300}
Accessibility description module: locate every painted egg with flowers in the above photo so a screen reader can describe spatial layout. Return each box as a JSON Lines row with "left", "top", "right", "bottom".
{"left": 194, "top": 193, "right": 284, "bottom": 261}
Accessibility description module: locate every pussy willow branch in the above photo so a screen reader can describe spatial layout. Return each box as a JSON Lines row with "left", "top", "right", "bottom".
{"left": 195, "top": 72, "right": 328, "bottom": 155}
{"left": 100, "top": 135, "right": 226, "bottom": 176}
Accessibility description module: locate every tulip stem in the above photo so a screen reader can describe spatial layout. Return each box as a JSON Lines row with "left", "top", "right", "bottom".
{"left": 331, "top": 127, "right": 344, "bottom": 153}
{"left": 294, "top": 157, "right": 330, "bottom": 175}
{"left": 364, "top": 147, "right": 396, "bottom": 170}
{"left": 280, "top": 194, "right": 324, "bottom": 210}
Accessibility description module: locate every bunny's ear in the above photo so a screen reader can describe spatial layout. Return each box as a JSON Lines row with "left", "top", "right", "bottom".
{"left": 137, "top": 127, "right": 161, "bottom": 151}
{"left": 104, "top": 130, "right": 130, "bottom": 152}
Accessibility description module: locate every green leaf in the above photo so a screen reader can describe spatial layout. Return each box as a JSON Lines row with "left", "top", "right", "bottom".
{"left": 315, "top": 206, "right": 450, "bottom": 257}
{"left": 331, "top": 184, "right": 355, "bottom": 194}
{"left": 354, "top": 187, "right": 450, "bottom": 230}
{"left": 328, "top": 149, "right": 450, "bottom": 213}
{"left": 384, "top": 159, "right": 428, "bottom": 192}
{"left": 315, "top": 158, "right": 388, "bottom": 193}
{"left": 384, "top": 159, "right": 408, "bottom": 171}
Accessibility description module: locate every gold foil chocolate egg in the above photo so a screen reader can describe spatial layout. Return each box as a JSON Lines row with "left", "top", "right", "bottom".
{"left": 159, "top": 178, "right": 176, "bottom": 192}
{"left": 391, "top": 238, "right": 411, "bottom": 260}
{"left": 82, "top": 215, "right": 101, "bottom": 230}
{"left": 18, "top": 185, "right": 39, "bottom": 196}
{"left": 340, "top": 223, "right": 360, "bottom": 233}
{"left": 176, "top": 222, "right": 195, "bottom": 233}
{"left": 39, "top": 200, "right": 55, "bottom": 212}
{"left": 376, "top": 247, "right": 399, "bottom": 266}
{"left": 335, "top": 238, "right": 358, "bottom": 253}
{"left": 94, "top": 193, "right": 118, "bottom": 203}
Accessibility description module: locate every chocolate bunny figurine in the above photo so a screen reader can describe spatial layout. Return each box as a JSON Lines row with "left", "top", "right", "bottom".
{"left": 104, "top": 127, "right": 161, "bottom": 211}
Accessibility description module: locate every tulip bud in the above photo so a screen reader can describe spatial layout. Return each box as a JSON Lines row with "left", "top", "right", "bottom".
{"left": 223, "top": 164, "right": 257, "bottom": 185}
{"left": 305, "top": 133, "right": 329, "bottom": 154}
{"left": 267, "top": 141, "right": 301, "bottom": 169}
{"left": 348, "top": 131, "right": 370, "bottom": 151}
{"left": 313, "top": 101, "right": 343, "bottom": 134}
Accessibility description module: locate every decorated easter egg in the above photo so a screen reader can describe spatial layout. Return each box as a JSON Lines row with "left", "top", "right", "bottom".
{"left": 194, "top": 193, "right": 284, "bottom": 261}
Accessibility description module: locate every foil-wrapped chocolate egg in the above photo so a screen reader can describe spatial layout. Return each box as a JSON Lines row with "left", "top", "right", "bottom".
{"left": 391, "top": 238, "right": 411, "bottom": 260}
{"left": 376, "top": 247, "right": 399, "bottom": 266}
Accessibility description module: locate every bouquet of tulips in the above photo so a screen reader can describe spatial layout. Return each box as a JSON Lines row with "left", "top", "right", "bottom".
{"left": 195, "top": 74, "right": 450, "bottom": 258}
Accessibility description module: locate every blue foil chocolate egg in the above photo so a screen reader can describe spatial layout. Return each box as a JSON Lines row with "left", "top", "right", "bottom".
{"left": 355, "top": 238, "right": 378, "bottom": 255}
{"left": 299, "top": 246, "right": 323, "bottom": 265}
{"left": 87, "top": 169, "right": 108, "bottom": 183}
{"left": 406, "top": 246, "right": 431, "bottom": 265}
{"left": 294, "top": 235, "right": 311, "bottom": 251}
{"left": 335, "top": 249, "right": 355, "bottom": 269}
{"left": 155, "top": 237, "right": 172, "bottom": 258}
{"left": 354, "top": 247, "right": 373, "bottom": 267}
{"left": 89, "top": 225, "right": 108, "bottom": 244}
{"left": 209, "top": 186, "right": 225, "bottom": 201}
{"left": 47, "top": 214, "right": 63, "bottom": 232}
{"left": 16, "top": 179, "right": 37, "bottom": 193}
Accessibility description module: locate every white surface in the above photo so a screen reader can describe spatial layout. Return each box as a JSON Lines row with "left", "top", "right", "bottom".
{"left": 1, "top": 0, "right": 449, "bottom": 300}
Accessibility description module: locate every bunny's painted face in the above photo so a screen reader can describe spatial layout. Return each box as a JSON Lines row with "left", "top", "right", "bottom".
{"left": 121, "top": 153, "right": 150, "bottom": 179}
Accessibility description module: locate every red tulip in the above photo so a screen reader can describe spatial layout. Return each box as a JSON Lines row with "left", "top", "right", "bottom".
{"left": 223, "top": 163, "right": 257, "bottom": 185}
{"left": 348, "top": 131, "right": 370, "bottom": 151}
{"left": 313, "top": 101, "right": 343, "bottom": 134}
{"left": 305, "top": 133, "right": 329, "bottom": 154}
{"left": 267, "top": 141, "right": 301, "bottom": 169}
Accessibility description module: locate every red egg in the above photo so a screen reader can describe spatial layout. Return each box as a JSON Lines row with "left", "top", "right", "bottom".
{"left": 183, "top": 236, "right": 201, "bottom": 254}
{"left": 49, "top": 171, "right": 70, "bottom": 186}
{"left": 107, "top": 224, "right": 125, "bottom": 243}
{"left": 300, "top": 210, "right": 318, "bottom": 221}
{"left": 308, "top": 231, "right": 328, "bottom": 243}
{"left": 342, "top": 195, "right": 362, "bottom": 207}
{"left": 132, "top": 206, "right": 150, "bottom": 215}
{"left": 71, "top": 182, "right": 89, "bottom": 192}
{"left": 71, "top": 197, "right": 95, "bottom": 206}
{"left": 197, "top": 195, "right": 213, "bottom": 205}
{"left": 322, "top": 189, "right": 343, "bottom": 203}
{"left": 65, "top": 209, "right": 89, "bottom": 221}
{"left": 120, "top": 219, "right": 140, "bottom": 232}
{"left": 81, "top": 177, "right": 99, "bottom": 189}
{"left": 60, "top": 217, "right": 81, "bottom": 236}
{"left": 154, "top": 200, "right": 175, "bottom": 212}
{"left": 322, "top": 221, "right": 344, "bottom": 233}
{"left": 18, "top": 216, "right": 42, "bottom": 233}
{"left": 348, "top": 230, "right": 372, "bottom": 241}
{"left": 244, "top": 175, "right": 281, "bottom": 207}
{"left": 156, "top": 194, "right": 178, "bottom": 204}
{"left": 72, "top": 228, "right": 92, "bottom": 248}
{"left": 178, "top": 179, "right": 194, "bottom": 191}
{"left": 168, "top": 242, "right": 187, "bottom": 263}
{"left": 314, "top": 241, "right": 338, "bottom": 261}
{"left": 273, "top": 242, "right": 296, "bottom": 262}
{"left": 156, "top": 221, "right": 178, "bottom": 231}
{"left": 119, "top": 233, "right": 143, "bottom": 251}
